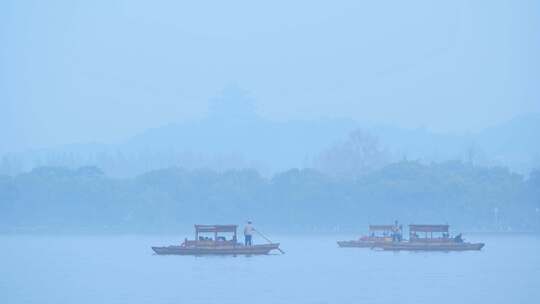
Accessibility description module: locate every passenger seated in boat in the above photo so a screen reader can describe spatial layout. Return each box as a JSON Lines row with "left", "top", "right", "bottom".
{"left": 216, "top": 236, "right": 226, "bottom": 242}
{"left": 454, "top": 233, "right": 463, "bottom": 243}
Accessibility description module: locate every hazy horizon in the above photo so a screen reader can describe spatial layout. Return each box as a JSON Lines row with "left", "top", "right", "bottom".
{"left": 2, "top": 2, "right": 540, "bottom": 303}
{"left": 2, "top": 0, "right": 539, "bottom": 155}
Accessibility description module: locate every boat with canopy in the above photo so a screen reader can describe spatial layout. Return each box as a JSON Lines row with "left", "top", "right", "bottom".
{"left": 337, "top": 224, "right": 398, "bottom": 248}
{"left": 152, "top": 224, "right": 281, "bottom": 255}
{"left": 378, "top": 224, "right": 484, "bottom": 251}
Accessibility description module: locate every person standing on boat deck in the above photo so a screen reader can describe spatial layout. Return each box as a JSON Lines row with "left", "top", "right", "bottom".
{"left": 392, "top": 220, "right": 401, "bottom": 242}
{"left": 244, "top": 221, "right": 254, "bottom": 246}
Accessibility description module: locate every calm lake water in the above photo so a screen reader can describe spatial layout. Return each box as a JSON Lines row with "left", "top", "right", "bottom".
{"left": 1, "top": 234, "right": 539, "bottom": 304}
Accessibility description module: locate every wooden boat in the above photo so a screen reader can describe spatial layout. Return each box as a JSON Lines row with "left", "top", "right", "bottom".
{"left": 378, "top": 241, "right": 484, "bottom": 251}
{"left": 378, "top": 224, "right": 485, "bottom": 251}
{"left": 152, "top": 224, "right": 281, "bottom": 255}
{"left": 337, "top": 224, "right": 400, "bottom": 248}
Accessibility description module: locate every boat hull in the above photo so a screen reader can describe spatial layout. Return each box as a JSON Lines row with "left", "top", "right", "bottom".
{"left": 337, "top": 240, "right": 390, "bottom": 248}
{"left": 378, "top": 242, "right": 485, "bottom": 251}
{"left": 152, "top": 243, "right": 280, "bottom": 255}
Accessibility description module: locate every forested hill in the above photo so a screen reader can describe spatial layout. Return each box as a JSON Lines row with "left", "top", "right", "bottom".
{"left": 3, "top": 112, "right": 539, "bottom": 178}
{"left": 1, "top": 162, "right": 538, "bottom": 234}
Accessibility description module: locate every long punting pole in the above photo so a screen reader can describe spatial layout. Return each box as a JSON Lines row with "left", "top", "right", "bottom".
{"left": 254, "top": 229, "right": 285, "bottom": 254}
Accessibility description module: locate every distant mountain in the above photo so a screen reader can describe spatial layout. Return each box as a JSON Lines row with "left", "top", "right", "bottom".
{"left": 1, "top": 88, "right": 538, "bottom": 177}
{"left": 476, "top": 113, "right": 540, "bottom": 170}
{"left": 367, "top": 113, "right": 540, "bottom": 173}
{"left": 123, "top": 117, "right": 357, "bottom": 172}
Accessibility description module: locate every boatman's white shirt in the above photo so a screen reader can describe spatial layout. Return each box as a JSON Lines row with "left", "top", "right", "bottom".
{"left": 244, "top": 224, "right": 254, "bottom": 236}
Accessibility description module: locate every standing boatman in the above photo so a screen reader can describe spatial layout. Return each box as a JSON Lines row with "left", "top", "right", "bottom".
{"left": 244, "top": 221, "right": 254, "bottom": 246}
{"left": 392, "top": 220, "right": 401, "bottom": 242}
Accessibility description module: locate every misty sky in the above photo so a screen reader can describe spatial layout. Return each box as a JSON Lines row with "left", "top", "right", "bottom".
{"left": 1, "top": 0, "right": 539, "bottom": 154}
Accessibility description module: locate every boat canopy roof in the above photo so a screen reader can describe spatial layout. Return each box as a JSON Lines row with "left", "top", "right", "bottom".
{"left": 409, "top": 224, "right": 449, "bottom": 232}
{"left": 195, "top": 224, "right": 238, "bottom": 233}
{"left": 369, "top": 225, "right": 394, "bottom": 231}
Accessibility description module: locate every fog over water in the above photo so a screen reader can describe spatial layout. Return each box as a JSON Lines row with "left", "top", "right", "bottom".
{"left": 1, "top": 1, "right": 539, "bottom": 303}
{"left": 3, "top": 234, "right": 540, "bottom": 304}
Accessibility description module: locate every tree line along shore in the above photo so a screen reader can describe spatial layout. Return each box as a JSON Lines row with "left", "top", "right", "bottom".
{"left": 0, "top": 160, "right": 538, "bottom": 234}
